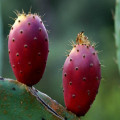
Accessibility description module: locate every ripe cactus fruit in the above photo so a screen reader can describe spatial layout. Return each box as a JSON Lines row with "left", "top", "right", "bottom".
{"left": 62, "top": 32, "right": 101, "bottom": 116}
{"left": 8, "top": 12, "right": 49, "bottom": 86}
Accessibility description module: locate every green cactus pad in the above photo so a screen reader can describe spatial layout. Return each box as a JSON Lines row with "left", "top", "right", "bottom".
{"left": 115, "top": 0, "right": 120, "bottom": 72}
{"left": 0, "top": 77, "right": 80, "bottom": 120}
{"left": 0, "top": 77, "right": 61, "bottom": 120}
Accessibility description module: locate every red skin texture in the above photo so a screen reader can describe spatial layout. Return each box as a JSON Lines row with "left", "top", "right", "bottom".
{"left": 62, "top": 44, "right": 101, "bottom": 116}
{"left": 8, "top": 14, "right": 49, "bottom": 86}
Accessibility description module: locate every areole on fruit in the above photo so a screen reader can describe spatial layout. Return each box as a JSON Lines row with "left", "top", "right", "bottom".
{"left": 62, "top": 32, "right": 101, "bottom": 116}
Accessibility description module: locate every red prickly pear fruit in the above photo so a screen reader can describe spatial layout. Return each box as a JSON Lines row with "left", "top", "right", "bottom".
{"left": 62, "top": 32, "right": 101, "bottom": 116}
{"left": 8, "top": 12, "right": 49, "bottom": 86}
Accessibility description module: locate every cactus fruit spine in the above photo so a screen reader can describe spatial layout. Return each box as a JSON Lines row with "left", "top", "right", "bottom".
{"left": 8, "top": 12, "right": 49, "bottom": 86}
{"left": 62, "top": 32, "right": 101, "bottom": 116}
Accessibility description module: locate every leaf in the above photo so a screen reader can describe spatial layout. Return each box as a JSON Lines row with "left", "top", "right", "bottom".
{"left": 0, "top": 77, "right": 62, "bottom": 120}
{"left": 0, "top": 77, "right": 80, "bottom": 120}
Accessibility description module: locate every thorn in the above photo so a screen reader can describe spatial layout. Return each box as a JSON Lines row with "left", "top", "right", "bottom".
{"left": 12, "top": 38, "right": 15, "bottom": 42}
{"left": 24, "top": 44, "right": 28, "bottom": 48}
{"left": 83, "top": 54, "right": 85, "bottom": 58}
{"left": 20, "top": 30, "right": 23, "bottom": 34}
{"left": 96, "top": 76, "right": 99, "bottom": 80}
{"left": 12, "top": 65, "right": 15, "bottom": 68}
{"left": 33, "top": 16, "right": 35, "bottom": 19}
{"left": 34, "top": 37, "right": 37, "bottom": 40}
{"left": 86, "top": 45, "right": 89, "bottom": 48}
{"left": 20, "top": 70, "right": 23, "bottom": 74}
{"left": 75, "top": 67, "right": 78, "bottom": 70}
{"left": 18, "top": 20, "right": 20, "bottom": 23}
{"left": 45, "top": 38, "right": 48, "bottom": 42}
{"left": 74, "top": 45, "right": 76, "bottom": 47}
{"left": 111, "top": 9, "right": 115, "bottom": 20}
{"left": 22, "top": 9, "right": 25, "bottom": 14}
{"left": 69, "top": 81, "right": 72, "bottom": 85}
{"left": 11, "top": 27, "right": 13, "bottom": 30}
{"left": 84, "top": 36, "right": 88, "bottom": 40}
{"left": 29, "top": 6, "right": 32, "bottom": 14}
{"left": 64, "top": 73, "right": 67, "bottom": 77}
{"left": 8, "top": 24, "right": 12, "bottom": 28}
{"left": 88, "top": 90, "right": 90, "bottom": 96}
{"left": 41, "top": 13, "right": 46, "bottom": 19}
{"left": 13, "top": 10, "right": 19, "bottom": 17}
{"left": 81, "top": 31, "right": 84, "bottom": 34}
{"left": 28, "top": 62, "right": 31, "bottom": 65}
{"left": 83, "top": 77, "right": 86, "bottom": 81}
{"left": 38, "top": 52, "right": 41, "bottom": 56}
{"left": 99, "top": 63, "right": 101, "bottom": 66}
{"left": 23, "top": 13, "right": 26, "bottom": 17}
{"left": 90, "top": 63, "right": 93, "bottom": 67}
{"left": 28, "top": 22, "right": 31, "bottom": 25}
{"left": 16, "top": 53, "right": 19, "bottom": 56}
{"left": 40, "top": 20, "right": 43, "bottom": 23}
{"left": 9, "top": 16, "right": 16, "bottom": 21}
{"left": 8, "top": 49, "right": 10, "bottom": 54}
{"left": 39, "top": 27, "right": 42, "bottom": 31}
{"left": 15, "top": 10, "right": 21, "bottom": 16}
{"left": 77, "top": 49, "right": 79, "bottom": 52}
{"left": 70, "top": 58, "right": 72, "bottom": 61}
{"left": 69, "top": 40, "right": 75, "bottom": 47}
{"left": 72, "top": 94, "right": 75, "bottom": 98}
{"left": 92, "top": 45, "right": 95, "bottom": 48}
{"left": 92, "top": 52, "right": 95, "bottom": 55}
{"left": 47, "top": 29, "right": 50, "bottom": 33}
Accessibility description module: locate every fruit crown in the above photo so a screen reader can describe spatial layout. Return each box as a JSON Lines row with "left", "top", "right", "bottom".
{"left": 76, "top": 31, "right": 90, "bottom": 45}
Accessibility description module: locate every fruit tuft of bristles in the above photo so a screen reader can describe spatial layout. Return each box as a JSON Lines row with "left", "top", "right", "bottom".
{"left": 8, "top": 11, "right": 49, "bottom": 86}
{"left": 62, "top": 32, "right": 101, "bottom": 116}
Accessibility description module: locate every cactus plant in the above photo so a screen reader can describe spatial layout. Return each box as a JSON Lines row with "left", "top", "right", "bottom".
{"left": 62, "top": 32, "right": 101, "bottom": 116}
{"left": 0, "top": 1, "right": 3, "bottom": 75}
{"left": 0, "top": 77, "right": 80, "bottom": 120}
{"left": 115, "top": 0, "right": 120, "bottom": 72}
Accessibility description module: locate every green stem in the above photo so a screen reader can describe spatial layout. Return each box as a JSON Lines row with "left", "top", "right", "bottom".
{"left": 0, "top": 1, "right": 3, "bottom": 75}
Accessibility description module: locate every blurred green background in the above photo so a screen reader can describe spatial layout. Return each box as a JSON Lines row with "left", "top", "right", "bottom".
{"left": 0, "top": 0, "right": 120, "bottom": 120}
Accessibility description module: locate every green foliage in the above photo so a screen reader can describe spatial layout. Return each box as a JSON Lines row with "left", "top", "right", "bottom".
{"left": 115, "top": 0, "right": 120, "bottom": 72}
{"left": 0, "top": 78, "right": 60, "bottom": 120}
{"left": 0, "top": 1, "right": 3, "bottom": 74}
{"left": 0, "top": 78, "right": 80, "bottom": 120}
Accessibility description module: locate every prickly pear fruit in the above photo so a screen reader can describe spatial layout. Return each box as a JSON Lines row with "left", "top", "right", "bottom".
{"left": 62, "top": 32, "right": 101, "bottom": 116}
{"left": 8, "top": 12, "right": 49, "bottom": 86}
